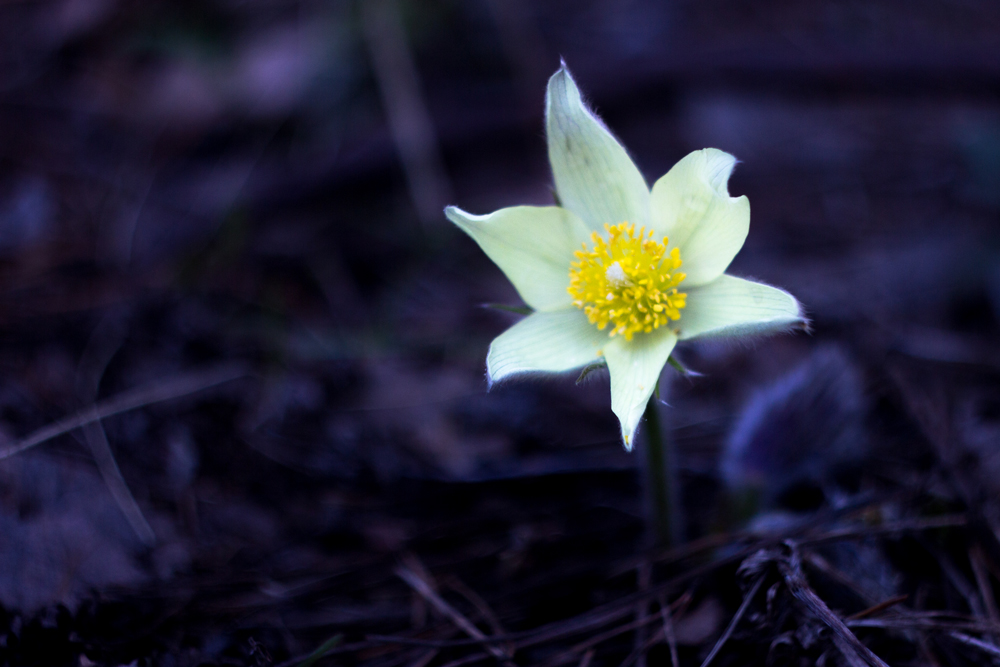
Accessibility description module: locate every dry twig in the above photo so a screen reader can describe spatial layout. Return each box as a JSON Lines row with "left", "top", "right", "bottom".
{"left": 777, "top": 542, "right": 890, "bottom": 667}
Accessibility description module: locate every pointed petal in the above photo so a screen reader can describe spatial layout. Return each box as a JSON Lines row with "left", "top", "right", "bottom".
{"left": 546, "top": 65, "right": 649, "bottom": 232}
{"left": 677, "top": 275, "right": 807, "bottom": 340}
{"left": 603, "top": 328, "right": 677, "bottom": 450}
{"left": 447, "top": 205, "right": 588, "bottom": 311}
{"left": 650, "top": 149, "right": 749, "bottom": 286}
{"left": 487, "top": 309, "right": 605, "bottom": 384}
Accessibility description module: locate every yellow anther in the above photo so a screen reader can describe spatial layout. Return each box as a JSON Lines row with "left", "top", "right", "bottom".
{"left": 567, "top": 222, "right": 686, "bottom": 341}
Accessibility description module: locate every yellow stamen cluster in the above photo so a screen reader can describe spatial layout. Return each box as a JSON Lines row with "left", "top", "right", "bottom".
{"left": 568, "top": 222, "right": 686, "bottom": 341}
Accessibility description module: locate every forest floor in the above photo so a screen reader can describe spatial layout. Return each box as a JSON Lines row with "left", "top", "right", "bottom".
{"left": 2, "top": 1, "right": 1000, "bottom": 665}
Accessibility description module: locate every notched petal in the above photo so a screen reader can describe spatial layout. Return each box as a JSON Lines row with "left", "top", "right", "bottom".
{"left": 651, "top": 149, "right": 749, "bottom": 286}
{"left": 705, "top": 149, "right": 737, "bottom": 194}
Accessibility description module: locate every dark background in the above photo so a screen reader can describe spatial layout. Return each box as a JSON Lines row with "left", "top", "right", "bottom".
{"left": 1, "top": 1, "right": 999, "bottom": 665}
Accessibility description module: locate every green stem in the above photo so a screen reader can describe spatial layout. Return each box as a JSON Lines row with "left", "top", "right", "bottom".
{"left": 643, "top": 396, "right": 679, "bottom": 546}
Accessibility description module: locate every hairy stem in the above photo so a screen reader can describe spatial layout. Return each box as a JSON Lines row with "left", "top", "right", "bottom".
{"left": 643, "top": 397, "right": 679, "bottom": 546}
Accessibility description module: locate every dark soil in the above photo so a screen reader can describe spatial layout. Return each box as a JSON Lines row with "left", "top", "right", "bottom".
{"left": 2, "top": 1, "right": 1000, "bottom": 665}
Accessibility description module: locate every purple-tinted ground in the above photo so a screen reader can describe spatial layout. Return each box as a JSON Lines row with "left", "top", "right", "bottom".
{"left": 1, "top": 1, "right": 1000, "bottom": 665}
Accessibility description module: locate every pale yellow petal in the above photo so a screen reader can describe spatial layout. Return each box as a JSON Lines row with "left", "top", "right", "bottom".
{"left": 546, "top": 65, "right": 649, "bottom": 232}
{"left": 650, "top": 149, "right": 749, "bottom": 286}
{"left": 677, "top": 275, "right": 806, "bottom": 340}
{"left": 446, "top": 205, "right": 589, "bottom": 312}
{"left": 603, "top": 327, "right": 677, "bottom": 450}
{"left": 487, "top": 309, "right": 605, "bottom": 385}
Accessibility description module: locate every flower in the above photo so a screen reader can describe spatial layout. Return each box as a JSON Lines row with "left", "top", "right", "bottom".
{"left": 446, "top": 64, "right": 807, "bottom": 450}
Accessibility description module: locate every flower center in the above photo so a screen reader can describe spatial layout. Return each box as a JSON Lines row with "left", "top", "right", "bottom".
{"left": 567, "top": 222, "right": 686, "bottom": 341}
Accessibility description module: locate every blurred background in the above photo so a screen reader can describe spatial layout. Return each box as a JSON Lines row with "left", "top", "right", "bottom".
{"left": 1, "top": 0, "right": 1000, "bottom": 665}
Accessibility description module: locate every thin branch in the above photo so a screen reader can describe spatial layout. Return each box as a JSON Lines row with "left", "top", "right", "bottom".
{"left": 778, "top": 542, "right": 890, "bottom": 667}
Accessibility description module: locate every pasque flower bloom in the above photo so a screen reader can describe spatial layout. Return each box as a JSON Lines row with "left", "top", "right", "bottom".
{"left": 447, "top": 64, "right": 806, "bottom": 450}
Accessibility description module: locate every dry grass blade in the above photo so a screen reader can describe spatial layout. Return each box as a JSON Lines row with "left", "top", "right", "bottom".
{"left": 82, "top": 414, "right": 156, "bottom": 546}
{"left": 539, "top": 610, "right": 666, "bottom": 667}
{"left": 617, "top": 626, "right": 665, "bottom": 667}
{"left": 407, "top": 648, "right": 438, "bottom": 667}
{"left": 395, "top": 564, "right": 509, "bottom": 662}
{"left": 506, "top": 605, "right": 635, "bottom": 652}
{"left": 947, "top": 631, "right": 1000, "bottom": 659}
{"left": 633, "top": 563, "right": 650, "bottom": 667}
{"left": 847, "top": 615, "right": 1000, "bottom": 633}
{"left": 293, "top": 634, "right": 344, "bottom": 667}
{"left": 932, "top": 545, "right": 984, "bottom": 617}
{"left": 698, "top": 575, "right": 765, "bottom": 667}
{"left": 76, "top": 315, "right": 156, "bottom": 546}
{"left": 970, "top": 544, "right": 1000, "bottom": 640}
{"left": 0, "top": 363, "right": 250, "bottom": 461}
{"left": 437, "top": 651, "right": 492, "bottom": 667}
{"left": 444, "top": 575, "right": 507, "bottom": 639}
{"left": 365, "top": 603, "right": 635, "bottom": 652}
{"left": 608, "top": 592, "right": 691, "bottom": 667}
{"left": 845, "top": 595, "right": 910, "bottom": 621}
{"left": 800, "top": 514, "right": 969, "bottom": 546}
{"left": 659, "top": 594, "right": 680, "bottom": 667}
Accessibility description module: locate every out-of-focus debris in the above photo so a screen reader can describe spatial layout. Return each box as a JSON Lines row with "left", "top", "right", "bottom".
{"left": 721, "top": 345, "right": 867, "bottom": 514}
{"left": 1, "top": 0, "right": 1000, "bottom": 664}
{"left": 957, "top": 389, "right": 1000, "bottom": 496}
{"left": 672, "top": 597, "right": 724, "bottom": 646}
{"left": 0, "top": 176, "right": 55, "bottom": 254}
{"left": 361, "top": 0, "right": 451, "bottom": 225}
{"left": 0, "top": 453, "right": 146, "bottom": 612}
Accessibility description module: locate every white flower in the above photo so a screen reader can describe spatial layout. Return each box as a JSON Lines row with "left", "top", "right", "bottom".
{"left": 446, "top": 64, "right": 807, "bottom": 450}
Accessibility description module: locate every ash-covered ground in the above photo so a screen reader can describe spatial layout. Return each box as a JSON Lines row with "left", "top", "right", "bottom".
{"left": 1, "top": 1, "right": 1000, "bottom": 665}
